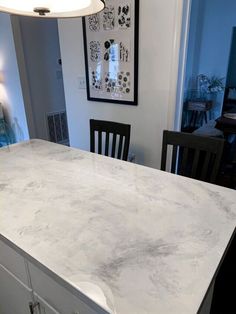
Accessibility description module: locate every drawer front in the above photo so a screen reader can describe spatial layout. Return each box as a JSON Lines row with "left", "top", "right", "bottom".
{"left": 0, "top": 264, "right": 33, "bottom": 314}
{"left": 28, "top": 262, "right": 109, "bottom": 314}
{"left": 0, "top": 239, "right": 29, "bottom": 287}
{"left": 34, "top": 293, "right": 60, "bottom": 314}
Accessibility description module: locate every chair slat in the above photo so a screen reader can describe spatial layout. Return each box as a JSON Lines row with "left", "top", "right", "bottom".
{"left": 161, "top": 147, "right": 167, "bottom": 171}
{"left": 111, "top": 134, "right": 117, "bottom": 158}
{"left": 171, "top": 146, "right": 178, "bottom": 173}
{"left": 200, "top": 151, "right": 211, "bottom": 181}
{"left": 123, "top": 136, "right": 130, "bottom": 161}
{"left": 161, "top": 132, "right": 168, "bottom": 171}
{"left": 180, "top": 147, "right": 189, "bottom": 175}
{"left": 191, "top": 149, "right": 200, "bottom": 178}
{"left": 117, "top": 135, "right": 124, "bottom": 159}
{"left": 98, "top": 131, "right": 102, "bottom": 155}
{"left": 105, "top": 132, "right": 109, "bottom": 156}
{"left": 210, "top": 152, "right": 222, "bottom": 183}
{"left": 90, "top": 128, "right": 95, "bottom": 153}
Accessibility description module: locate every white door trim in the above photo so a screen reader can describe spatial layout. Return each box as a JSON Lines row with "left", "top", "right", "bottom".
{"left": 11, "top": 15, "right": 37, "bottom": 139}
{"left": 166, "top": 0, "right": 190, "bottom": 131}
{"left": 174, "top": 0, "right": 192, "bottom": 131}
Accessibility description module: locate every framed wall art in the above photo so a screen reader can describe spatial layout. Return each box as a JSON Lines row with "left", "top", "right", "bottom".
{"left": 82, "top": 0, "right": 139, "bottom": 106}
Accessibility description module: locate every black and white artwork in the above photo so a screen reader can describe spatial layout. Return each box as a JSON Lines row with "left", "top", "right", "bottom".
{"left": 119, "top": 41, "right": 130, "bottom": 62}
{"left": 83, "top": 0, "right": 139, "bottom": 105}
{"left": 89, "top": 41, "right": 101, "bottom": 62}
{"left": 103, "top": 6, "right": 115, "bottom": 30}
{"left": 117, "top": 71, "right": 131, "bottom": 94}
{"left": 105, "top": 72, "right": 118, "bottom": 93}
{"left": 118, "top": 4, "right": 131, "bottom": 29}
{"left": 104, "top": 39, "right": 118, "bottom": 62}
{"left": 88, "top": 14, "right": 100, "bottom": 32}
{"left": 91, "top": 70, "right": 102, "bottom": 90}
{"left": 104, "top": 71, "right": 131, "bottom": 95}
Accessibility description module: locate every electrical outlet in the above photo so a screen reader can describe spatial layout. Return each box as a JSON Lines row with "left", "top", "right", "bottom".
{"left": 78, "top": 76, "right": 86, "bottom": 89}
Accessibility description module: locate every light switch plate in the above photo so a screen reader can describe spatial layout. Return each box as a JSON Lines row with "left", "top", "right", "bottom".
{"left": 78, "top": 76, "right": 86, "bottom": 89}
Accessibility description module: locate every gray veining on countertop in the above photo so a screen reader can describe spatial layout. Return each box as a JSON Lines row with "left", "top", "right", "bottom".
{"left": 0, "top": 139, "right": 236, "bottom": 313}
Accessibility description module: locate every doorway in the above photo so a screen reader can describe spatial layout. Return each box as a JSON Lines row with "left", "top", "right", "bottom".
{"left": 176, "top": 0, "right": 236, "bottom": 189}
{"left": 176, "top": 0, "right": 236, "bottom": 132}
{"left": 13, "top": 16, "right": 70, "bottom": 145}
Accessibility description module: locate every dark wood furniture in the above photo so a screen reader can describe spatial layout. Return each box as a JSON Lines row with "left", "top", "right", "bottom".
{"left": 222, "top": 86, "right": 236, "bottom": 113}
{"left": 215, "top": 116, "right": 236, "bottom": 189}
{"left": 215, "top": 115, "right": 236, "bottom": 136}
{"left": 90, "top": 119, "right": 131, "bottom": 161}
{"left": 216, "top": 88, "right": 236, "bottom": 188}
{"left": 161, "top": 130, "right": 225, "bottom": 183}
{"left": 210, "top": 230, "right": 236, "bottom": 313}
{"left": 186, "top": 100, "right": 212, "bottom": 129}
{"left": 218, "top": 86, "right": 236, "bottom": 135}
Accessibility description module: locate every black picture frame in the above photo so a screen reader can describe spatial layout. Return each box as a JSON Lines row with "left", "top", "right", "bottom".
{"left": 82, "top": 0, "right": 139, "bottom": 106}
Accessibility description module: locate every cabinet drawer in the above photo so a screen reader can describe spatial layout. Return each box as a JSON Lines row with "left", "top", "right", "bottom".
{"left": 34, "top": 293, "right": 60, "bottom": 314}
{"left": 0, "top": 264, "right": 32, "bottom": 314}
{"left": 0, "top": 239, "right": 29, "bottom": 287}
{"left": 28, "top": 262, "right": 109, "bottom": 314}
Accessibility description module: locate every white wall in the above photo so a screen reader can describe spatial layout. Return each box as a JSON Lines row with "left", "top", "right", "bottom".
{"left": 17, "top": 17, "right": 66, "bottom": 140}
{"left": 185, "top": 0, "right": 236, "bottom": 117}
{"left": 0, "top": 13, "right": 29, "bottom": 142}
{"left": 58, "top": 0, "right": 184, "bottom": 169}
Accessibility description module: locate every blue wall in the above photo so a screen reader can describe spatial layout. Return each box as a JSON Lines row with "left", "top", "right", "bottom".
{"left": 185, "top": 0, "right": 236, "bottom": 118}
{"left": 227, "top": 27, "right": 236, "bottom": 87}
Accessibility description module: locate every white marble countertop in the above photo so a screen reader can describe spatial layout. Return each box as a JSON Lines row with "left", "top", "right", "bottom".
{"left": 0, "top": 139, "right": 236, "bottom": 314}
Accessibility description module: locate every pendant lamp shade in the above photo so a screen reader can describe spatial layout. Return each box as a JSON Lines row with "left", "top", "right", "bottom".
{"left": 0, "top": 0, "right": 105, "bottom": 18}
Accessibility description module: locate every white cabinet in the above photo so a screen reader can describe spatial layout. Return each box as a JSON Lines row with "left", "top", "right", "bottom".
{"left": 0, "top": 239, "right": 108, "bottom": 314}
{"left": 28, "top": 262, "right": 105, "bottom": 314}
{"left": 34, "top": 294, "right": 60, "bottom": 314}
{"left": 0, "top": 264, "right": 32, "bottom": 314}
{"left": 0, "top": 240, "right": 29, "bottom": 286}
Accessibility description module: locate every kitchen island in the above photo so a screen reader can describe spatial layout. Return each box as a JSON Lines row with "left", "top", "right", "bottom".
{"left": 0, "top": 139, "right": 236, "bottom": 314}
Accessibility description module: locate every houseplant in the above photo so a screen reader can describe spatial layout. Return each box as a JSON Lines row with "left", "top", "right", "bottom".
{"left": 197, "top": 74, "right": 225, "bottom": 97}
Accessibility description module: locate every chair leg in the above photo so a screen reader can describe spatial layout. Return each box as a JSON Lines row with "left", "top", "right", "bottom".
{"left": 193, "top": 111, "right": 198, "bottom": 128}
{"left": 200, "top": 112, "right": 204, "bottom": 126}
{"left": 230, "top": 163, "right": 236, "bottom": 189}
{"left": 189, "top": 111, "right": 195, "bottom": 127}
{"left": 204, "top": 112, "right": 208, "bottom": 124}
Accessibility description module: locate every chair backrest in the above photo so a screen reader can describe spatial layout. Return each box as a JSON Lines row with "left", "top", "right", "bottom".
{"left": 90, "top": 119, "right": 131, "bottom": 161}
{"left": 161, "top": 130, "right": 225, "bottom": 183}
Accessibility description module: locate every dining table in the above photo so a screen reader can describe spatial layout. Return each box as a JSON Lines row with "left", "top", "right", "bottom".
{"left": 0, "top": 139, "right": 236, "bottom": 314}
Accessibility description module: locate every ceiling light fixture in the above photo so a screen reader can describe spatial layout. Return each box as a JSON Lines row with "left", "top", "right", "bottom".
{"left": 0, "top": 0, "right": 105, "bottom": 18}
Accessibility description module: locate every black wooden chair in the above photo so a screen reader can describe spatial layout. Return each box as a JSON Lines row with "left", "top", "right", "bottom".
{"left": 90, "top": 119, "right": 131, "bottom": 161}
{"left": 161, "top": 130, "right": 225, "bottom": 183}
